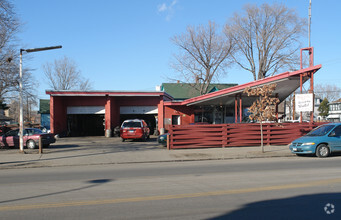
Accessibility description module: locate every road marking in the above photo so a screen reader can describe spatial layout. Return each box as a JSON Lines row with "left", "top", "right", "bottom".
{"left": 1, "top": 177, "right": 341, "bottom": 211}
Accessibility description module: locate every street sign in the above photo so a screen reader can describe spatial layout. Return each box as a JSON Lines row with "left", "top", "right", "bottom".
{"left": 295, "top": 93, "right": 314, "bottom": 112}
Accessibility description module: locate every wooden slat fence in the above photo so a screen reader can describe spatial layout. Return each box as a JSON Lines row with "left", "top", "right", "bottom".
{"left": 169, "top": 122, "right": 326, "bottom": 149}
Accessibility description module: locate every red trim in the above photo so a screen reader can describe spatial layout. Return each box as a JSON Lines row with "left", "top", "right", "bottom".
{"left": 181, "top": 65, "right": 321, "bottom": 106}
{"left": 235, "top": 96, "right": 238, "bottom": 123}
{"left": 46, "top": 91, "right": 173, "bottom": 100}
{"left": 163, "top": 101, "right": 183, "bottom": 106}
{"left": 239, "top": 94, "right": 242, "bottom": 122}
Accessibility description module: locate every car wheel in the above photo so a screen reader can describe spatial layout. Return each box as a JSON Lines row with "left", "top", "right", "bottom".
{"left": 26, "top": 140, "right": 36, "bottom": 149}
{"left": 316, "top": 144, "right": 330, "bottom": 158}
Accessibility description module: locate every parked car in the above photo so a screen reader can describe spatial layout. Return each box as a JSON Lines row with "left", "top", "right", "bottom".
{"left": 289, "top": 123, "right": 341, "bottom": 157}
{"left": 40, "top": 126, "right": 51, "bottom": 133}
{"left": 0, "top": 128, "right": 56, "bottom": 149}
{"left": 157, "top": 133, "right": 169, "bottom": 147}
{"left": 120, "top": 119, "right": 150, "bottom": 142}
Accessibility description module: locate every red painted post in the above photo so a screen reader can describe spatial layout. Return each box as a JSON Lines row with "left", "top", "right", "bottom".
{"left": 168, "top": 126, "right": 173, "bottom": 150}
{"left": 239, "top": 94, "right": 242, "bottom": 123}
{"left": 310, "top": 71, "right": 315, "bottom": 122}
{"left": 167, "top": 133, "right": 170, "bottom": 150}
{"left": 104, "top": 95, "right": 112, "bottom": 137}
{"left": 309, "top": 47, "right": 314, "bottom": 67}
{"left": 158, "top": 100, "right": 164, "bottom": 134}
{"left": 266, "top": 124, "right": 270, "bottom": 146}
{"left": 50, "top": 96, "right": 55, "bottom": 134}
{"left": 300, "top": 47, "right": 315, "bottom": 123}
{"left": 235, "top": 96, "right": 238, "bottom": 123}
{"left": 300, "top": 74, "right": 303, "bottom": 123}
{"left": 39, "top": 136, "right": 43, "bottom": 154}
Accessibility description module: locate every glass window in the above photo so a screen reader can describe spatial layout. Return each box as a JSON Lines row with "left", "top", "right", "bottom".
{"left": 6, "top": 129, "right": 19, "bottom": 137}
{"left": 172, "top": 115, "right": 181, "bottom": 125}
{"left": 25, "top": 129, "right": 33, "bottom": 136}
{"left": 122, "top": 122, "right": 142, "bottom": 128}
{"left": 332, "top": 126, "right": 341, "bottom": 136}
{"left": 32, "top": 129, "right": 42, "bottom": 134}
{"left": 306, "top": 125, "right": 335, "bottom": 136}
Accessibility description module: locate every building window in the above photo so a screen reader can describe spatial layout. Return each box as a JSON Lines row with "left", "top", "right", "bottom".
{"left": 172, "top": 115, "right": 181, "bottom": 125}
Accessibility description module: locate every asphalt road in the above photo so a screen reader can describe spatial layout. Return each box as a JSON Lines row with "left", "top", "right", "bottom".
{"left": 0, "top": 157, "right": 340, "bottom": 219}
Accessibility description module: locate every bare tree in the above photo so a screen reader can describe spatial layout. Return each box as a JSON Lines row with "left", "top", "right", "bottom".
{"left": 225, "top": 3, "right": 306, "bottom": 80}
{"left": 0, "top": 0, "right": 21, "bottom": 101}
{"left": 0, "top": 0, "right": 19, "bottom": 49}
{"left": 8, "top": 92, "right": 37, "bottom": 123}
{"left": 314, "top": 83, "right": 341, "bottom": 102}
{"left": 43, "top": 56, "right": 92, "bottom": 90}
{"left": 171, "top": 21, "right": 235, "bottom": 95}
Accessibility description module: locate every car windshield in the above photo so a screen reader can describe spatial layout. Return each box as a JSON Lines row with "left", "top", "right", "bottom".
{"left": 122, "top": 122, "right": 141, "bottom": 128}
{"left": 306, "top": 125, "right": 335, "bottom": 136}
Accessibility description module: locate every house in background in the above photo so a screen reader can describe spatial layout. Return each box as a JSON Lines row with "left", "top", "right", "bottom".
{"left": 0, "top": 101, "right": 12, "bottom": 125}
{"left": 39, "top": 99, "right": 51, "bottom": 131}
{"left": 159, "top": 83, "right": 238, "bottom": 101}
{"left": 283, "top": 95, "right": 323, "bottom": 122}
{"left": 327, "top": 98, "right": 341, "bottom": 122}
{"left": 314, "top": 96, "right": 323, "bottom": 121}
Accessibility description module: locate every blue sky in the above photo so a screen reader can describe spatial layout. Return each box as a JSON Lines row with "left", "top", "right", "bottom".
{"left": 12, "top": 0, "right": 341, "bottom": 100}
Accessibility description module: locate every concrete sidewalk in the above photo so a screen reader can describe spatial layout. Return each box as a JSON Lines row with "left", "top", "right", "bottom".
{"left": 0, "top": 136, "right": 294, "bottom": 169}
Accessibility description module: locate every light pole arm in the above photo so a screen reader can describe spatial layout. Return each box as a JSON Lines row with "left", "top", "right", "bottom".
{"left": 18, "top": 45, "right": 62, "bottom": 153}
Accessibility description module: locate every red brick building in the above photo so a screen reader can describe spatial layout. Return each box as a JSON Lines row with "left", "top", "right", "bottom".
{"left": 47, "top": 48, "right": 321, "bottom": 137}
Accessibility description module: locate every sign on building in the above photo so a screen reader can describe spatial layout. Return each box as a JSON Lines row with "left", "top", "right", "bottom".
{"left": 295, "top": 93, "right": 314, "bottom": 112}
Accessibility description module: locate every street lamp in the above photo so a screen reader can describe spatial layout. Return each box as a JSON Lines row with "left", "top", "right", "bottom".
{"left": 19, "top": 45, "right": 62, "bottom": 152}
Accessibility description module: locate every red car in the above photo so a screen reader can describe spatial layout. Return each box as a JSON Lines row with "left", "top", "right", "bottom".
{"left": 0, "top": 128, "right": 56, "bottom": 149}
{"left": 120, "top": 119, "right": 150, "bottom": 142}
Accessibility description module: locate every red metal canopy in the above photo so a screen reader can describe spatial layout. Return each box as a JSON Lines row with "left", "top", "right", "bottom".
{"left": 163, "top": 64, "right": 322, "bottom": 107}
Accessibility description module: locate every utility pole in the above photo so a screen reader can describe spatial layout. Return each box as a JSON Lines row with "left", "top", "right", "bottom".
{"left": 309, "top": 0, "right": 312, "bottom": 47}
{"left": 19, "top": 45, "right": 62, "bottom": 152}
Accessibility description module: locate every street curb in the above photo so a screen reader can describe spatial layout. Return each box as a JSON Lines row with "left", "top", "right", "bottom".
{"left": 0, "top": 153, "right": 296, "bottom": 170}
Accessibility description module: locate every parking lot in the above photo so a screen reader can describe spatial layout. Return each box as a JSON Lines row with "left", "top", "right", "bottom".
{"left": 0, "top": 135, "right": 296, "bottom": 170}
{"left": 1, "top": 135, "right": 163, "bottom": 154}
{"left": 45, "top": 135, "right": 164, "bottom": 153}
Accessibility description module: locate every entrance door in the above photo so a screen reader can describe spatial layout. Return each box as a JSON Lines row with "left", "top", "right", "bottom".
{"left": 66, "top": 106, "right": 105, "bottom": 136}
{"left": 67, "top": 114, "right": 104, "bottom": 136}
{"left": 172, "top": 115, "right": 181, "bottom": 125}
{"left": 120, "top": 106, "right": 158, "bottom": 135}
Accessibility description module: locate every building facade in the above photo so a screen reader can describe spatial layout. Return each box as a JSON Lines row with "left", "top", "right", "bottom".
{"left": 46, "top": 63, "right": 322, "bottom": 136}
{"left": 47, "top": 91, "right": 172, "bottom": 137}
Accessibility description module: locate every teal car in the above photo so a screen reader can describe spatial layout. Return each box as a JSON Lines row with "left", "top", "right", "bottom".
{"left": 289, "top": 123, "right": 341, "bottom": 157}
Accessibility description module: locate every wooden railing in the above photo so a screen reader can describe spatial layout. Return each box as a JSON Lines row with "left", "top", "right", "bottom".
{"left": 168, "top": 122, "right": 326, "bottom": 149}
